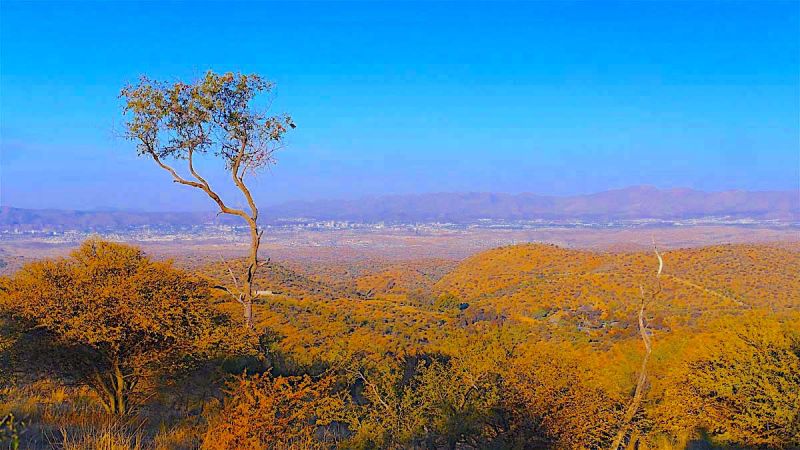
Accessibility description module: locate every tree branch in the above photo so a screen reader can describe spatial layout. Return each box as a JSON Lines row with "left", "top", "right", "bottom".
{"left": 187, "top": 147, "right": 214, "bottom": 194}
{"left": 146, "top": 145, "right": 250, "bottom": 221}
{"left": 230, "top": 139, "right": 259, "bottom": 222}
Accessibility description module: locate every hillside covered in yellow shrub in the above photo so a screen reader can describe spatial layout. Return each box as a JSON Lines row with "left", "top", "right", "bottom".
{"left": 1, "top": 241, "right": 798, "bottom": 449}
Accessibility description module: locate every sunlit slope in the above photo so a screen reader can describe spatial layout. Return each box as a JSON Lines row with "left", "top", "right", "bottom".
{"left": 432, "top": 243, "right": 800, "bottom": 340}
{"left": 663, "top": 244, "right": 800, "bottom": 309}
{"left": 209, "top": 243, "right": 799, "bottom": 361}
{"left": 433, "top": 243, "right": 604, "bottom": 300}
{"left": 354, "top": 259, "right": 457, "bottom": 298}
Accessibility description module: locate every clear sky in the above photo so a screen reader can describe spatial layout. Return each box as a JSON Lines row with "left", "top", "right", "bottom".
{"left": 1, "top": 1, "right": 798, "bottom": 211}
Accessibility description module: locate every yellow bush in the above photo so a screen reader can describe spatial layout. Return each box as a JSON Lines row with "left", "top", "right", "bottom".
{"left": 202, "top": 373, "right": 342, "bottom": 450}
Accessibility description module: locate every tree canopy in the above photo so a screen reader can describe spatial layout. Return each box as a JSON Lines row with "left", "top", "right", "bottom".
{"left": 1, "top": 240, "right": 231, "bottom": 414}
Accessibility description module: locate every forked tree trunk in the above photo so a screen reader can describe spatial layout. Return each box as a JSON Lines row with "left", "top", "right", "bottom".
{"left": 143, "top": 144, "right": 267, "bottom": 329}
{"left": 93, "top": 359, "right": 130, "bottom": 415}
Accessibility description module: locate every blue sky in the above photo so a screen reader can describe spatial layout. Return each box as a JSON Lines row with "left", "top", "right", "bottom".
{"left": 1, "top": 1, "right": 798, "bottom": 211}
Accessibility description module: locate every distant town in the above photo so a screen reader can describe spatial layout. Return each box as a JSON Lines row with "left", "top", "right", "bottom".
{"left": 2, "top": 216, "right": 796, "bottom": 246}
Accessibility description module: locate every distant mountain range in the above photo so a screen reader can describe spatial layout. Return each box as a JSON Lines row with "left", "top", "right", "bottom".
{"left": 268, "top": 186, "right": 799, "bottom": 222}
{"left": 1, "top": 186, "right": 798, "bottom": 230}
{"left": 0, "top": 208, "right": 229, "bottom": 230}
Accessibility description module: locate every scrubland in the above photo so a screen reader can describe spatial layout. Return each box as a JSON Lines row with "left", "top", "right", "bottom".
{"left": 1, "top": 239, "right": 798, "bottom": 449}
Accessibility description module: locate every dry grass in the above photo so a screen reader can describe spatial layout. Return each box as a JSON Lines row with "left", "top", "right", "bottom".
{"left": 151, "top": 420, "right": 203, "bottom": 450}
{"left": 0, "top": 378, "right": 204, "bottom": 449}
{"left": 59, "top": 422, "right": 144, "bottom": 450}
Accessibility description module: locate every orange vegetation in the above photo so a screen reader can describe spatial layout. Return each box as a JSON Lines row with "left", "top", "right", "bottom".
{"left": 1, "top": 240, "right": 798, "bottom": 449}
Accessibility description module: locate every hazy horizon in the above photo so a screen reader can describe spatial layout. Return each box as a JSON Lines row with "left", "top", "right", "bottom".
{"left": 2, "top": 1, "right": 799, "bottom": 211}
{"left": 1, "top": 184, "right": 798, "bottom": 214}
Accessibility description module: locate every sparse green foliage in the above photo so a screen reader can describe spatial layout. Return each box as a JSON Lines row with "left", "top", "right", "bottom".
{"left": 120, "top": 71, "right": 295, "bottom": 328}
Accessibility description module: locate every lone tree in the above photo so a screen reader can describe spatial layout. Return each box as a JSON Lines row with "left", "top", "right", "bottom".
{"left": 120, "top": 71, "right": 294, "bottom": 328}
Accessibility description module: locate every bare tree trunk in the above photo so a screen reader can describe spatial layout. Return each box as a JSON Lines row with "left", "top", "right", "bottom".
{"left": 610, "top": 291, "right": 652, "bottom": 450}
{"left": 241, "top": 219, "right": 260, "bottom": 328}
{"left": 147, "top": 149, "right": 265, "bottom": 328}
{"left": 609, "top": 243, "right": 662, "bottom": 450}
